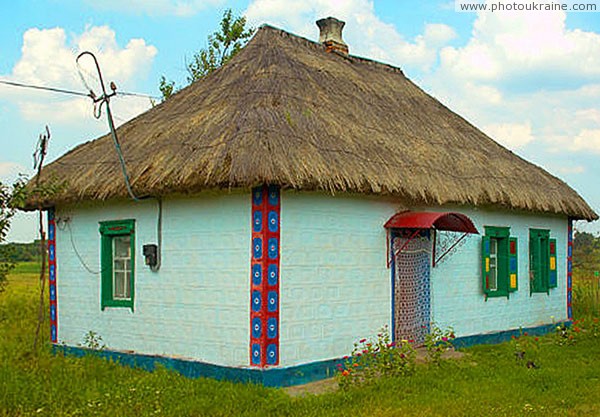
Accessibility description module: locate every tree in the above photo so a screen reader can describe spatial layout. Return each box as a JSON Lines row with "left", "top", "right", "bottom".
{"left": 159, "top": 9, "right": 254, "bottom": 101}
{"left": 0, "top": 177, "right": 27, "bottom": 292}
{"left": 573, "top": 231, "right": 600, "bottom": 277}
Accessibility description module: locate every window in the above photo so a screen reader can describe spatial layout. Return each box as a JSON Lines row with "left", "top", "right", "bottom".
{"left": 529, "top": 229, "right": 557, "bottom": 294}
{"left": 481, "top": 226, "right": 518, "bottom": 298}
{"left": 99, "top": 219, "right": 135, "bottom": 310}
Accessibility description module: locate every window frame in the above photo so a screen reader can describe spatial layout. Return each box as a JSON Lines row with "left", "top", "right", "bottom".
{"left": 99, "top": 219, "right": 135, "bottom": 311}
{"left": 482, "top": 226, "right": 510, "bottom": 298}
{"left": 529, "top": 229, "right": 557, "bottom": 294}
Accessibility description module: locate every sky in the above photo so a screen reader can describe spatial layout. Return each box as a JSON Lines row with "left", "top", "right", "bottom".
{"left": 1, "top": 0, "right": 599, "bottom": 242}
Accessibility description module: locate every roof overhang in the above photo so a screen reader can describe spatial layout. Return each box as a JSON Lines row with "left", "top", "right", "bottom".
{"left": 384, "top": 211, "right": 479, "bottom": 234}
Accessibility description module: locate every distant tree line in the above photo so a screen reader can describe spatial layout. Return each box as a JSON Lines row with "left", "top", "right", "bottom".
{"left": 573, "top": 231, "right": 600, "bottom": 280}
{"left": 0, "top": 241, "right": 43, "bottom": 263}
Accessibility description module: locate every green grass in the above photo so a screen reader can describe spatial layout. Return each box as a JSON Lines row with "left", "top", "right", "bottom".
{"left": 2, "top": 265, "right": 600, "bottom": 416}
{"left": 572, "top": 279, "right": 600, "bottom": 319}
{"left": 10, "top": 261, "right": 43, "bottom": 275}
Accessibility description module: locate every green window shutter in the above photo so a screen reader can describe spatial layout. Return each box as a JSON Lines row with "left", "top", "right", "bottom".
{"left": 508, "top": 237, "right": 518, "bottom": 292}
{"left": 99, "top": 219, "right": 135, "bottom": 311}
{"left": 549, "top": 238, "right": 557, "bottom": 288}
{"left": 100, "top": 233, "right": 113, "bottom": 310}
{"left": 482, "top": 235, "right": 491, "bottom": 296}
{"left": 482, "top": 226, "right": 511, "bottom": 298}
{"left": 530, "top": 231, "right": 541, "bottom": 293}
{"left": 530, "top": 229, "right": 550, "bottom": 294}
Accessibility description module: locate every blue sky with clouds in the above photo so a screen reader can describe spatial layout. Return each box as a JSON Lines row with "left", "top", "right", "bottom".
{"left": 1, "top": 0, "right": 599, "bottom": 241}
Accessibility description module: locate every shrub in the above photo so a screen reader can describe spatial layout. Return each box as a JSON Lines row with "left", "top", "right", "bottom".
{"left": 554, "top": 324, "right": 577, "bottom": 346}
{"left": 337, "top": 325, "right": 416, "bottom": 389}
{"left": 80, "top": 330, "right": 106, "bottom": 350}
{"left": 423, "top": 323, "right": 455, "bottom": 366}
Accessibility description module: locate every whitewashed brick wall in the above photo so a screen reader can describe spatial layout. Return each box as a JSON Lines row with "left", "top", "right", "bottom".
{"left": 55, "top": 193, "right": 250, "bottom": 367}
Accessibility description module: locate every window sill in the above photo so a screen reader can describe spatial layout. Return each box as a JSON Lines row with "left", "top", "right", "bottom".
{"left": 101, "top": 301, "right": 134, "bottom": 311}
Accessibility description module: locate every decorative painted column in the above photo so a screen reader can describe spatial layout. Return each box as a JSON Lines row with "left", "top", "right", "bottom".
{"left": 567, "top": 219, "right": 573, "bottom": 320}
{"left": 48, "top": 209, "right": 58, "bottom": 343}
{"left": 250, "top": 185, "right": 280, "bottom": 367}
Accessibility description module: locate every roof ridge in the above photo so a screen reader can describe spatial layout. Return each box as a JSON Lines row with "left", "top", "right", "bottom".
{"left": 255, "top": 24, "right": 405, "bottom": 76}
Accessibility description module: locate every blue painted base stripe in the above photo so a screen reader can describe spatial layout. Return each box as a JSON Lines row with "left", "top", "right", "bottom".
{"left": 53, "top": 345, "right": 344, "bottom": 387}
{"left": 451, "top": 321, "right": 570, "bottom": 349}
{"left": 53, "top": 322, "right": 568, "bottom": 387}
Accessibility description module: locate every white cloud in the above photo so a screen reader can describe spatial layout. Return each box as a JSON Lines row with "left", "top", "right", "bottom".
{"left": 569, "top": 129, "right": 600, "bottom": 154}
{"left": 575, "top": 108, "right": 600, "bottom": 124}
{"left": 438, "top": 2, "right": 600, "bottom": 84}
{"left": 0, "top": 162, "right": 29, "bottom": 184}
{"left": 483, "top": 122, "right": 534, "bottom": 150}
{"left": 424, "top": 2, "right": 600, "bottom": 161}
{"left": 83, "top": 0, "right": 223, "bottom": 16}
{"left": 245, "top": 0, "right": 456, "bottom": 71}
{"left": 0, "top": 25, "right": 157, "bottom": 125}
{"left": 557, "top": 165, "right": 586, "bottom": 174}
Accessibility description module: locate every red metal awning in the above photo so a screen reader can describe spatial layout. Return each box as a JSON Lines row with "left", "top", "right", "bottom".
{"left": 384, "top": 211, "right": 479, "bottom": 234}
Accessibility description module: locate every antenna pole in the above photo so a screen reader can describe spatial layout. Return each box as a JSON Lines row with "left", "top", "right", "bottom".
{"left": 76, "top": 51, "right": 140, "bottom": 201}
{"left": 33, "top": 126, "right": 50, "bottom": 350}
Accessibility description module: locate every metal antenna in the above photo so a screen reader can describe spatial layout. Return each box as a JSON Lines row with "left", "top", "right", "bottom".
{"left": 76, "top": 51, "right": 140, "bottom": 201}
{"left": 33, "top": 125, "right": 50, "bottom": 183}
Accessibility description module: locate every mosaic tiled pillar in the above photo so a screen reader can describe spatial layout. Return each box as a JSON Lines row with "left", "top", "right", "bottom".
{"left": 250, "top": 185, "right": 280, "bottom": 367}
{"left": 48, "top": 209, "right": 58, "bottom": 343}
{"left": 567, "top": 219, "right": 573, "bottom": 320}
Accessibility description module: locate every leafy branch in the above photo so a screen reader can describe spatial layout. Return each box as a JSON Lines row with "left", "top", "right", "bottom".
{"left": 159, "top": 9, "right": 254, "bottom": 101}
{"left": 0, "top": 176, "right": 28, "bottom": 292}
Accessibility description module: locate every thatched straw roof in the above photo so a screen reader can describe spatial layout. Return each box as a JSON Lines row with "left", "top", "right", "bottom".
{"left": 24, "top": 24, "right": 597, "bottom": 220}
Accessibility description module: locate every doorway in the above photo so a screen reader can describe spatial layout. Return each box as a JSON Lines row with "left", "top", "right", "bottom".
{"left": 391, "top": 229, "right": 431, "bottom": 345}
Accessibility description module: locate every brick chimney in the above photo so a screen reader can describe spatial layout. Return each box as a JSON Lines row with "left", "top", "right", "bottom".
{"left": 316, "top": 17, "right": 349, "bottom": 55}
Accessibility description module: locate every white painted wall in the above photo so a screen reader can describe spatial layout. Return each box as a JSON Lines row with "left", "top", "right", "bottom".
{"left": 55, "top": 192, "right": 250, "bottom": 367}
{"left": 54, "top": 190, "right": 569, "bottom": 369}
{"left": 279, "top": 192, "right": 400, "bottom": 366}
{"left": 280, "top": 194, "right": 568, "bottom": 366}
{"left": 428, "top": 206, "right": 568, "bottom": 336}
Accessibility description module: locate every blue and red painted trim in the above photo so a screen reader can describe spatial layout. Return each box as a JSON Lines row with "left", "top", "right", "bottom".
{"left": 567, "top": 219, "right": 573, "bottom": 320}
{"left": 48, "top": 209, "right": 58, "bottom": 343}
{"left": 55, "top": 321, "right": 568, "bottom": 387}
{"left": 250, "top": 185, "right": 280, "bottom": 367}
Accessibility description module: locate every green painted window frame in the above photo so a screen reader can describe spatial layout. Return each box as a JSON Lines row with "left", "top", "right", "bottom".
{"left": 482, "top": 226, "right": 518, "bottom": 299}
{"left": 99, "top": 219, "right": 135, "bottom": 311}
{"left": 529, "top": 229, "right": 556, "bottom": 294}
{"left": 482, "top": 226, "right": 509, "bottom": 298}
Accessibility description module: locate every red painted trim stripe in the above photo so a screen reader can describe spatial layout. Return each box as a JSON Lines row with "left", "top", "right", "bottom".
{"left": 567, "top": 219, "right": 573, "bottom": 320}
{"left": 48, "top": 209, "right": 58, "bottom": 343}
{"left": 250, "top": 185, "right": 280, "bottom": 367}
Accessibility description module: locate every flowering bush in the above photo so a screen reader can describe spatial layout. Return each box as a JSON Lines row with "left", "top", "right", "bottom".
{"left": 555, "top": 318, "right": 600, "bottom": 343}
{"left": 336, "top": 325, "right": 415, "bottom": 389}
{"left": 554, "top": 323, "right": 578, "bottom": 346}
{"left": 510, "top": 330, "right": 540, "bottom": 368}
{"left": 571, "top": 317, "right": 600, "bottom": 338}
{"left": 423, "top": 323, "right": 455, "bottom": 366}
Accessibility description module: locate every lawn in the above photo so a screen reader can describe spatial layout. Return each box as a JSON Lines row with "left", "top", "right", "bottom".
{"left": 1, "top": 266, "right": 600, "bottom": 416}
{"left": 10, "top": 262, "right": 43, "bottom": 275}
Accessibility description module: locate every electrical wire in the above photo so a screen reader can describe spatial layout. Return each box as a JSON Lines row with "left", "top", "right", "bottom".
{"left": 62, "top": 220, "right": 102, "bottom": 275}
{"left": 0, "top": 79, "right": 160, "bottom": 100}
{"left": 0, "top": 79, "right": 91, "bottom": 97}
{"left": 150, "top": 198, "right": 162, "bottom": 272}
